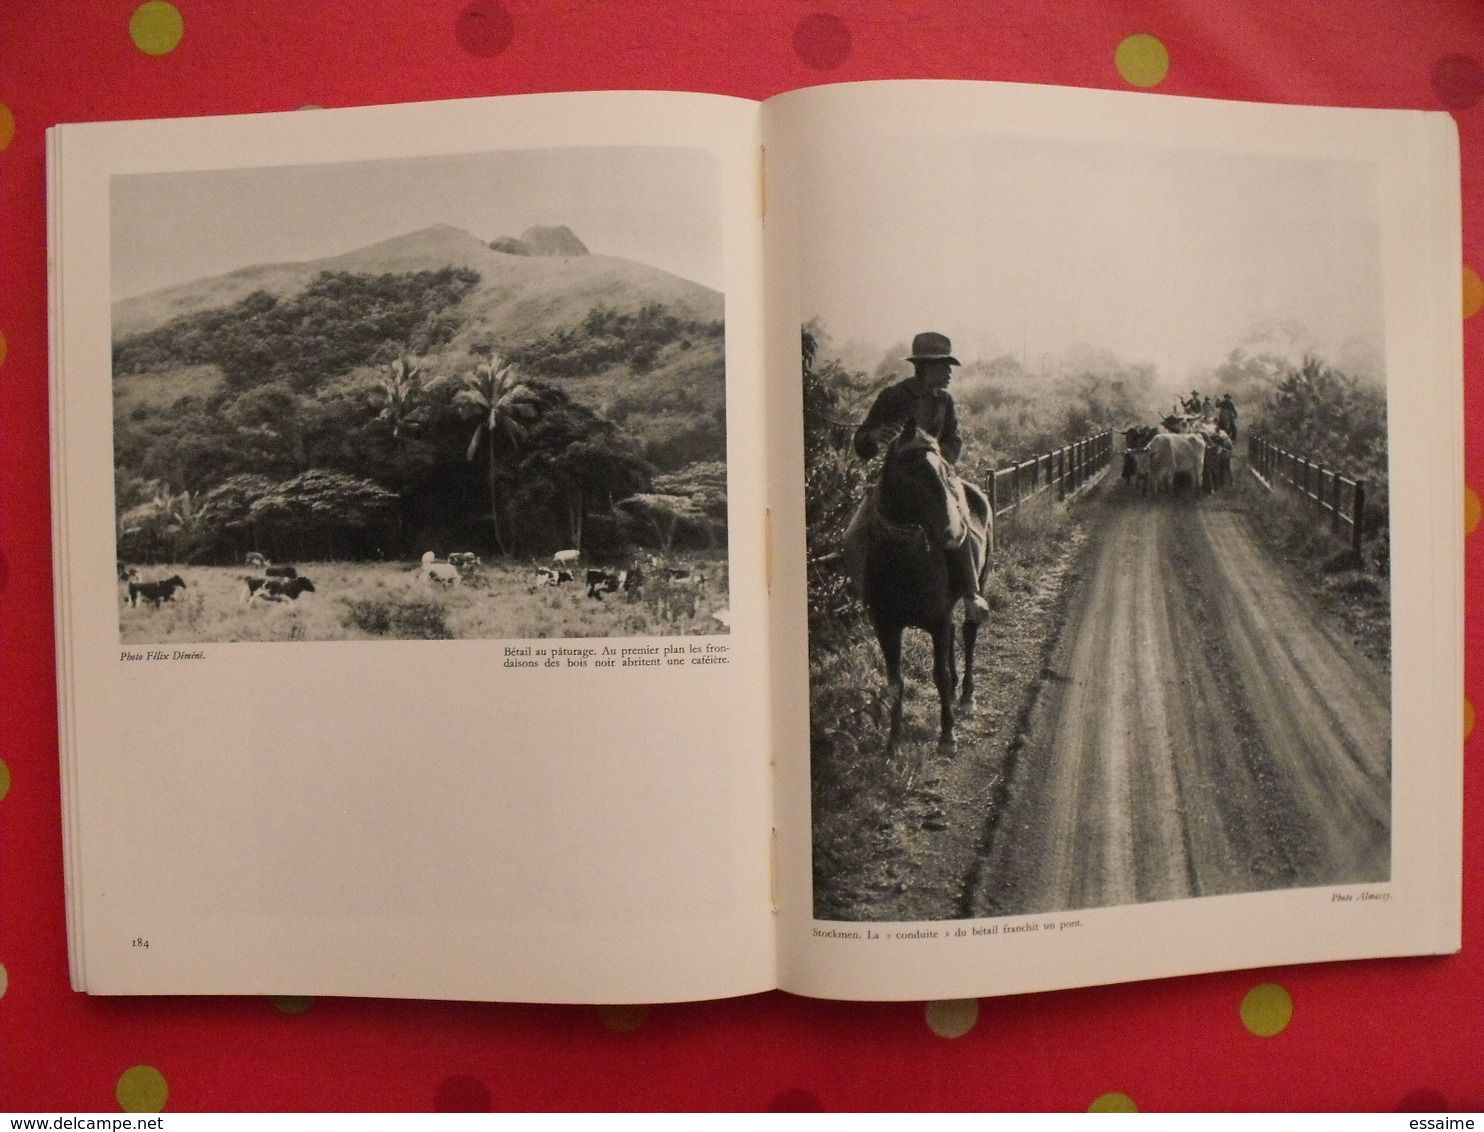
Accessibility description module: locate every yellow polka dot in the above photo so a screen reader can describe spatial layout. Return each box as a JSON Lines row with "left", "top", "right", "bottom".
{"left": 0, "top": 963, "right": 8, "bottom": 998}
{"left": 1465, "top": 698, "right": 1475, "bottom": 740}
{"left": 0, "top": 105, "right": 14, "bottom": 152}
{"left": 1088, "top": 1092, "right": 1139, "bottom": 1113}
{"left": 925, "top": 998, "right": 978, "bottom": 1038}
{"left": 1116, "top": 34, "right": 1170, "bottom": 88}
{"left": 1467, "top": 486, "right": 1480, "bottom": 535}
{"left": 1240, "top": 982, "right": 1293, "bottom": 1036}
{"left": 598, "top": 1004, "right": 649, "bottom": 1033}
{"left": 0, "top": 330, "right": 8, "bottom": 367}
{"left": 116, "top": 1065, "right": 168, "bottom": 1113}
{"left": 1465, "top": 267, "right": 1484, "bottom": 320}
{"left": 270, "top": 995, "right": 313, "bottom": 1014}
{"left": 0, "top": 760, "right": 9, "bottom": 802}
{"left": 130, "top": 2, "right": 184, "bottom": 56}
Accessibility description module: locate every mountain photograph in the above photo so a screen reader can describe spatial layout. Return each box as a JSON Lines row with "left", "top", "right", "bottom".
{"left": 109, "top": 147, "right": 729, "bottom": 641}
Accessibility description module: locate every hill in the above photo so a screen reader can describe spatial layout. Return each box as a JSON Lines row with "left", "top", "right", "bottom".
{"left": 112, "top": 224, "right": 722, "bottom": 343}
{"left": 110, "top": 225, "right": 729, "bottom": 561}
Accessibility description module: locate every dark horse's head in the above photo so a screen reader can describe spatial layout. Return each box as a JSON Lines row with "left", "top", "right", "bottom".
{"left": 878, "top": 419, "right": 966, "bottom": 550}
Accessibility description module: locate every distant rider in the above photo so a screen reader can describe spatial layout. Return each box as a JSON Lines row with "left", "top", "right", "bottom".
{"left": 1216, "top": 392, "right": 1239, "bottom": 440}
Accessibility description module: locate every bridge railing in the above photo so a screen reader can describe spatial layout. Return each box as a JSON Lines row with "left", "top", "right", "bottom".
{"left": 1247, "top": 435, "right": 1367, "bottom": 552}
{"left": 987, "top": 430, "right": 1114, "bottom": 523}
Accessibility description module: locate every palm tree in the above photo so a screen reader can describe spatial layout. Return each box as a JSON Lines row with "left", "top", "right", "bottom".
{"left": 118, "top": 481, "right": 198, "bottom": 562}
{"left": 454, "top": 352, "right": 539, "bottom": 555}
{"left": 375, "top": 356, "right": 423, "bottom": 444}
{"left": 374, "top": 357, "right": 426, "bottom": 557}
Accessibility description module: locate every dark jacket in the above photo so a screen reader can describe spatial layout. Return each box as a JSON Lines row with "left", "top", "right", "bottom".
{"left": 852, "top": 377, "right": 963, "bottom": 463}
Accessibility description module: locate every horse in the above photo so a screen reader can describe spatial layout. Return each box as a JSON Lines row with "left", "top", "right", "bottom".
{"left": 1216, "top": 400, "right": 1238, "bottom": 441}
{"left": 846, "top": 421, "right": 993, "bottom": 754}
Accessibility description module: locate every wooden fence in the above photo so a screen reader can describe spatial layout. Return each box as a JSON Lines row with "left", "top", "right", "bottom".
{"left": 986, "top": 430, "right": 1113, "bottom": 522}
{"left": 1247, "top": 435, "right": 1367, "bottom": 552}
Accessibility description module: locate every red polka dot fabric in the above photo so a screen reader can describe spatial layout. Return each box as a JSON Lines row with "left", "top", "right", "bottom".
{"left": 3, "top": 0, "right": 1482, "bottom": 1113}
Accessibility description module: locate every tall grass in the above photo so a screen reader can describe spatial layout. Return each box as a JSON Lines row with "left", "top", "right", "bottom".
{"left": 118, "top": 555, "right": 730, "bottom": 644}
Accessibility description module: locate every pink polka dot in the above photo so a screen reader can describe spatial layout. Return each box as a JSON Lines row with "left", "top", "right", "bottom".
{"left": 1397, "top": 1090, "right": 1449, "bottom": 1112}
{"left": 455, "top": 2, "right": 514, "bottom": 58}
{"left": 1432, "top": 55, "right": 1484, "bottom": 110}
{"left": 793, "top": 13, "right": 852, "bottom": 71}
{"left": 768, "top": 1088, "right": 823, "bottom": 1112}
{"left": 434, "top": 1076, "right": 492, "bottom": 1112}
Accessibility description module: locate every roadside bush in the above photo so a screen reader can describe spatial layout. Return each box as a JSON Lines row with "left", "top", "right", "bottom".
{"left": 341, "top": 596, "right": 451, "bottom": 639}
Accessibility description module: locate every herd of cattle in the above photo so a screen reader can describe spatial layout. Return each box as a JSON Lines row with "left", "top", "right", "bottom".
{"left": 1119, "top": 413, "right": 1235, "bottom": 498}
{"left": 536, "top": 554, "right": 708, "bottom": 600}
{"left": 116, "top": 548, "right": 709, "bottom": 609}
{"left": 117, "top": 554, "right": 319, "bottom": 606}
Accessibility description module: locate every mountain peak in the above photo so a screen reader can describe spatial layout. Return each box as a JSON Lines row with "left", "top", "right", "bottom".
{"left": 489, "top": 224, "right": 589, "bottom": 258}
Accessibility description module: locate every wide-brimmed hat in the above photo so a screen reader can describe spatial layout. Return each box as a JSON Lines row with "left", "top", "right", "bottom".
{"left": 906, "top": 331, "right": 960, "bottom": 365}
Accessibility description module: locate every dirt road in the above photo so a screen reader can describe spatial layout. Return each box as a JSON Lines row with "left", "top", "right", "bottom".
{"left": 963, "top": 473, "right": 1391, "bottom": 918}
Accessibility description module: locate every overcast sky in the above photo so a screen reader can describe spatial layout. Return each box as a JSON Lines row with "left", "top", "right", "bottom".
{"left": 111, "top": 146, "right": 722, "bottom": 301}
{"left": 796, "top": 134, "right": 1384, "bottom": 387}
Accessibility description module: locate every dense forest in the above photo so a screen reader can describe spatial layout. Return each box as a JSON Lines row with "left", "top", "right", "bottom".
{"left": 113, "top": 268, "right": 727, "bottom": 565}
{"left": 113, "top": 268, "right": 481, "bottom": 391}
{"left": 1246, "top": 356, "right": 1388, "bottom": 486}
{"left": 1246, "top": 353, "right": 1390, "bottom": 535}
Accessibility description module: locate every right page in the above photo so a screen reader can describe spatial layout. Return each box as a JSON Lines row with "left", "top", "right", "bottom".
{"left": 764, "top": 80, "right": 1462, "bottom": 1002}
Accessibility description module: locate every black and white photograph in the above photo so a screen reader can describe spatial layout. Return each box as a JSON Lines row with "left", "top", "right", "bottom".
{"left": 804, "top": 134, "right": 1392, "bottom": 922}
{"left": 110, "top": 145, "right": 731, "bottom": 643}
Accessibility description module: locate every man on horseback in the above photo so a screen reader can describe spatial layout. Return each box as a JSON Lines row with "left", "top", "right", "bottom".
{"left": 844, "top": 331, "right": 991, "bottom": 623}
{"left": 1216, "top": 392, "right": 1238, "bottom": 440}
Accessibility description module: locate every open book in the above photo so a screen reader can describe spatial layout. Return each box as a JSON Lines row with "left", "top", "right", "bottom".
{"left": 48, "top": 80, "right": 1462, "bottom": 1004}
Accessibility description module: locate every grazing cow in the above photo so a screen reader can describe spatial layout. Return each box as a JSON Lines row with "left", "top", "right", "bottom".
{"left": 419, "top": 551, "right": 460, "bottom": 587}
{"left": 534, "top": 566, "right": 575, "bottom": 587}
{"left": 117, "top": 561, "right": 139, "bottom": 583}
{"left": 264, "top": 564, "right": 298, "bottom": 578}
{"left": 586, "top": 567, "right": 626, "bottom": 598}
{"left": 661, "top": 566, "right": 706, "bottom": 589}
{"left": 553, "top": 549, "right": 581, "bottom": 568}
{"left": 1146, "top": 432, "right": 1206, "bottom": 497}
{"left": 247, "top": 576, "right": 316, "bottom": 603}
{"left": 245, "top": 552, "right": 268, "bottom": 568}
{"left": 128, "top": 575, "right": 186, "bottom": 607}
{"left": 447, "top": 552, "right": 481, "bottom": 571}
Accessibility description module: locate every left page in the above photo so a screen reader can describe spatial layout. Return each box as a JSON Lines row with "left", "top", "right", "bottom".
{"left": 49, "top": 90, "right": 774, "bottom": 1003}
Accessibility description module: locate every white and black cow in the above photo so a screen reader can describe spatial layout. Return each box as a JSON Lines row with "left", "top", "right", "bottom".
{"left": 243, "top": 575, "right": 316, "bottom": 603}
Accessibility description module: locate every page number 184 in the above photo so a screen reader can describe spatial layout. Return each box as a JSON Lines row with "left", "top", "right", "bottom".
{"left": 131, "top": 937, "right": 150, "bottom": 949}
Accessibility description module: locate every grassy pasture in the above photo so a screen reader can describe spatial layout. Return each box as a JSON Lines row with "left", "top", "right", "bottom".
{"left": 118, "top": 555, "right": 731, "bottom": 644}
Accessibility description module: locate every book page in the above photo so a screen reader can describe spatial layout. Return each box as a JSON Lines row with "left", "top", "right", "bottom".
{"left": 51, "top": 90, "right": 774, "bottom": 1003}
{"left": 763, "top": 80, "right": 1461, "bottom": 1001}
